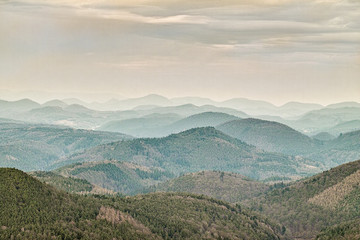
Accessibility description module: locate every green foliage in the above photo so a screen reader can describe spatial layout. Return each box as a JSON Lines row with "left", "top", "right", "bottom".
{"left": 150, "top": 171, "right": 270, "bottom": 203}
{"left": 29, "top": 171, "right": 93, "bottom": 193}
{"left": 0, "top": 168, "right": 143, "bottom": 239}
{"left": 217, "top": 118, "right": 320, "bottom": 155}
{"left": 307, "top": 130, "right": 360, "bottom": 168}
{"left": 316, "top": 219, "right": 360, "bottom": 240}
{"left": 56, "top": 161, "right": 175, "bottom": 195}
{"left": 109, "top": 192, "right": 284, "bottom": 240}
{"left": 61, "top": 127, "right": 320, "bottom": 181}
{"left": 247, "top": 159, "right": 360, "bottom": 240}
{"left": 0, "top": 122, "right": 131, "bottom": 171}
{"left": 0, "top": 168, "right": 284, "bottom": 240}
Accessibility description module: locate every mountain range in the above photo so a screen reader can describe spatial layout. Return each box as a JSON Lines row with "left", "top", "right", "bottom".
{"left": 1, "top": 95, "right": 360, "bottom": 239}
{"left": 1, "top": 96, "right": 360, "bottom": 137}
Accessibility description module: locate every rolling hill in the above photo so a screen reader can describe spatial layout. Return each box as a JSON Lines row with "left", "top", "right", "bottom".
{"left": 326, "top": 101, "right": 360, "bottom": 109}
{"left": 42, "top": 99, "right": 68, "bottom": 108}
{"left": 29, "top": 171, "right": 95, "bottom": 194}
{"left": 54, "top": 160, "right": 174, "bottom": 195}
{"left": 307, "top": 130, "right": 360, "bottom": 167}
{"left": 97, "top": 113, "right": 182, "bottom": 137}
{"left": 113, "top": 94, "right": 173, "bottom": 110}
{"left": 312, "top": 132, "right": 335, "bottom": 141}
{"left": 278, "top": 102, "right": 323, "bottom": 114}
{"left": 220, "top": 98, "right": 276, "bottom": 113}
{"left": 171, "top": 96, "right": 217, "bottom": 106}
{"left": 325, "top": 120, "right": 360, "bottom": 136}
{"left": 0, "top": 168, "right": 155, "bottom": 240}
{"left": 98, "top": 112, "right": 240, "bottom": 138}
{"left": 247, "top": 159, "right": 360, "bottom": 240}
{"left": 0, "top": 121, "right": 131, "bottom": 171}
{"left": 217, "top": 118, "right": 319, "bottom": 155}
{"left": 0, "top": 99, "right": 41, "bottom": 118}
{"left": 163, "top": 112, "right": 240, "bottom": 135}
{"left": 150, "top": 171, "right": 270, "bottom": 203}
{"left": 316, "top": 219, "right": 360, "bottom": 240}
{"left": 0, "top": 168, "right": 285, "bottom": 240}
{"left": 290, "top": 107, "right": 360, "bottom": 133}
{"left": 57, "top": 127, "right": 321, "bottom": 181}
{"left": 136, "top": 104, "right": 249, "bottom": 119}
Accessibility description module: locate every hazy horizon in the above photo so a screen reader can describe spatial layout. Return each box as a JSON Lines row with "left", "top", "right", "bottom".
{"left": 1, "top": 0, "right": 359, "bottom": 105}
{"left": 1, "top": 89, "right": 360, "bottom": 107}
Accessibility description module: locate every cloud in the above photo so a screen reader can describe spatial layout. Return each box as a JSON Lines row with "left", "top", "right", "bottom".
{"left": 1, "top": 0, "right": 359, "bottom": 104}
{"left": 75, "top": 8, "right": 210, "bottom": 24}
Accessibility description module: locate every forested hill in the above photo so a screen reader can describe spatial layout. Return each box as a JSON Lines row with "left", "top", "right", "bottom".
{"left": 0, "top": 168, "right": 285, "bottom": 240}
{"left": 58, "top": 127, "right": 321, "bottom": 181}
{"left": 150, "top": 171, "right": 270, "bottom": 203}
{"left": 247, "top": 159, "right": 360, "bottom": 240}
{"left": 217, "top": 118, "right": 319, "bottom": 155}
{"left": 0, "top": 121, "right": 131, "bottom": 171}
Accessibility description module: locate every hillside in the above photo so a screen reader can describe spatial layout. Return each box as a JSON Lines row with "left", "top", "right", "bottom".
{"left": 132, "top": 103, "right": 248, "bottom": 118}
{"left": 327, "top": 130, "right": 360, "bottom": 151}
{"left": 218, "top": 99, "right": 323, "bottom": 117}
{"left": 247, "top": 159, "right": 360, "bottom": 240}
{"left": 98, "top": 112, "right": 239, "bottom": 138}
{"left": 291, "top": 107, "right": 360, "bottom": 133}
{"left": 0, "top": 168, "right": 156, "bottom": 239}
{"left": 0, "top": 122, "right": 131, "bottom": 171}
{"left": 316, "top": 219, "right": 360, "bottom": 240}
{"left": 150, "top": 171, "right": 270, "bottom": 203}
{"left": 0, "top": 168, "right": 284, "bottom": 240}
{"left": 326, "top": 101, "right": 360, "bottom": 109}
{"left": 15, "top": 105, "right": 104, "bottom": 129}
{"left": 217, "top": 118, "right": 319, "bottom": 155}
{"left": 58, "top": 127, "right": 321, "bottom": 181}
{"left": 164, "top": 112, "right": 239, "bottom": 135}
{"left": 307, "top": 130, "right": 360, "bottom": 167}
{"left": 97, "top": 113, "right": 182, "bottom": 137}
{"left": 273, "top": 102, "right": 323, "bottom": 118}
{"left": 42, "top": 99, "right": 68, "bottom": 108}
{"left": 326, "top": 120, "right": 360, "bottom": 136}
{"left": 29, "top": 171, "right": 94, "bottom": 194}
{"left": 112, "top": 94, "right": 173, "bottom": 110}
{"left": 0, "top": 99, "right": 40, "bottom": 115}
{"left": 110, "top": 192, "right": 285, "bottom": 240}
{"left": 55, "top": 161, "right": 174, "bottom": 195}
{"left": 312, "top": 132, "right": 335, "bottom": 141}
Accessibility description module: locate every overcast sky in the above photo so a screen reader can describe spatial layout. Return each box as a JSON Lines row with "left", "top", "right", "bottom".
{"left": 1, "top": 0, "right": 359, "bottom": 104}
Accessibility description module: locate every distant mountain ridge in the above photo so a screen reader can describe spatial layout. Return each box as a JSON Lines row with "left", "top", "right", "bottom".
{"left": 98, "top": 112, "right": 240, "bottom": 138}
{"left": 2, "top": 97, "right": 360, "bottom": 135}
{"left": 289, "top": 107, "right": 360, "bottom": 133}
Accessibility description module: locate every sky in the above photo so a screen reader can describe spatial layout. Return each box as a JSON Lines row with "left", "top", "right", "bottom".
{"left": 0, "top": 0, "right": 360, "bottom": 105}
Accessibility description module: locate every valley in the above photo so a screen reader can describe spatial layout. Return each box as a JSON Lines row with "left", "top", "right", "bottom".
{"left": 3, "top": 0, "right": 359, "bottom": 238}
{"left": 1, "top": 95, "right": 360, "bottom": 239}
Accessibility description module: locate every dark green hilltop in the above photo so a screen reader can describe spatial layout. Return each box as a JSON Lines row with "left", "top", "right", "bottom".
{"left": 0, "top": 168, "right": 285, "bottom": 240}
{"left": 245, "top": 159, "right": 360, "bottom": 240}
{"left": 56, "top": 127, "right": 321, "bottom": 181}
